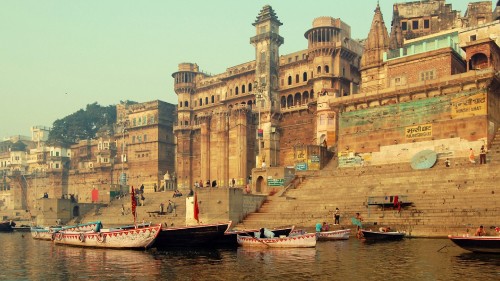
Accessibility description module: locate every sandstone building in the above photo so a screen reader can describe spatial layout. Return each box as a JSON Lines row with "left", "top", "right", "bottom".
{"left": 172, "top": 1, "right": 499, "bottom": 192}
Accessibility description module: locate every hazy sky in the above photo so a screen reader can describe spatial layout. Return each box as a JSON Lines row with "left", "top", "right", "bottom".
{"left": 0, "top": 0, "right": 486, "bottom": 139}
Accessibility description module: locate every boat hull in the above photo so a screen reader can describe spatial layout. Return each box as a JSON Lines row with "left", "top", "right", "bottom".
{"left": 53, "top": 224, "right": 161, "bottom": 249}
{"left": 361, "top": 230, "right": 405, "bottom": 241}
{"left": 214, "top": 226, "right": 294, "bottom": 247}
{"left": 31, "top": 221, "right": 102, "bottom": 241}
{"left": 0, "top": 221, "right": 15, "bottom": 232}
{"left": 448, "top": 235, "right": 500, "bottom": 254}
{"left": 152, "top": 221, "right": 231, "bottom": 248}
{"left": 317, "top": 229, "right": 351, "bottom": 241}
{"left": 237, "top": 232, "right": 317, "bottom": 248}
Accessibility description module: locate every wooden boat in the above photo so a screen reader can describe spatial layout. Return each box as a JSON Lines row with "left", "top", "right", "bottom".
{"left": 214, "top": 226, "right": 295, "bottom": 247}
{"left": 360, "top": 229, "right": 405, "bottom": 241}
{"left": 448, "top": 235, "right": 500, "bottom": 254}
{"left": 317, "top": 229, "right": 351, "bottom": 241}
{"left": 152, "top": 221, "right": 231, "bottom": 248}
{"left": 0, "top": 220, "right": 15, "bottom": 232}
{"left": 237, "top": 232, "right": 317, "bottom": 248}
{"left": 53, "top": 224, "right": 161, "bottom": 249}
{"left": 31, "top": 221, "right": 102, "bottom": 241}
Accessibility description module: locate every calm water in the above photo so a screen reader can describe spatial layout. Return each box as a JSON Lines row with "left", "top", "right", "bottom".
{"left": 1, "top": 232, "right": 499, "bottom": 281}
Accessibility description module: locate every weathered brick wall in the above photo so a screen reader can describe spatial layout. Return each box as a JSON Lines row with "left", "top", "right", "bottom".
{"left": 387, "top": 49, "right": 465, "bottom": 85}
{"left": 279, "top": 110, "right": 316, "bottom": 167}
{"left": 338, "top": 88, "right": 489, "bottom": 165}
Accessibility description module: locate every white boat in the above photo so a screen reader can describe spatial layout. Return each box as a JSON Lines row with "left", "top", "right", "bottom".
{"left": 31, "top": 221, "right": 103, "bottom": 241}
{"left": 317, "top": 229, "right": 351, "bottom": 241}
{"left": 237, "top": 232, "right": 317, "bottom": 248}
{"left": 52, "top": 224, "right": 161, "bottom": 249}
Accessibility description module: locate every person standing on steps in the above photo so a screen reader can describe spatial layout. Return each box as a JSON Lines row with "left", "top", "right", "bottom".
{"left": 469, "top": 148, "right": 476, "bottom": 164}
{"left": 479, "top": 145, "right": 487, "bottom": 164}
{"left": 334, "top": 208, "right": 340, "bottom": 225}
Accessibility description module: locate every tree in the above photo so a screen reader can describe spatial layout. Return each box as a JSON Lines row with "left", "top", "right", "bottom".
{"left": 48, "top": 102, "right": 117, "bottom": 145}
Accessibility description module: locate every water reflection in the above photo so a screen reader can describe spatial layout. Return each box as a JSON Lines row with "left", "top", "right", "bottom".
{"left": 2, "top": 233, "right": 500, "bottom": 280}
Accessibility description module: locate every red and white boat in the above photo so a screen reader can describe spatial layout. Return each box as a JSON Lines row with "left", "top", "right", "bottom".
{"left": 317, "top": 229, "right": 351, "bottom": 241}
{"left": 53, "top": 224, "right": 161, "bottom": 249}
{"left": 31, "top": 221, "right": 102, "bottom": 241}
{"left": 237, "top": 232, "right": 317, "bottom": 248}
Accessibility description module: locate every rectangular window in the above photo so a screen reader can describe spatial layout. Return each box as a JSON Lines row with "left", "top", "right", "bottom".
{"left": 132, "top": 136, "right": 136, "bottom": 143}
{"left": 470, "top": 35, "right": 477, "bottom": 41}
{"left": 412, "top": 20, "right": 419, "bottom": 30}
{"left": 424, "top": 19, "right": 430, "bottom": 29}
{"left": 419, "top": 70, "right": 436, "bottom": 81}
{"left": 401, "top": 22, "right": 407, "bottom": 31}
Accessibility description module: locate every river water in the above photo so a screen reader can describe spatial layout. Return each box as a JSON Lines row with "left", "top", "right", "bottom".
{"left": 1, "top": 232, "right": 499, "bottom": 281}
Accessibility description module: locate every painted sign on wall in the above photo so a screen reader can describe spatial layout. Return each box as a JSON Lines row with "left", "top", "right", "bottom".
{"left": 405, "top": 124, "right": 432, "bottom": 139}
{"left": 267, "top": 178, "right": 285, "bottom": 186}
{"left": 451, "top": 92, "right": 486, "bottom": 118}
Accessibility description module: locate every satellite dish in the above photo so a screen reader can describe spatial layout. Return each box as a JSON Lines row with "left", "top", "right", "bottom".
{"left": 410, "top": 150, "right": 437, "bottom": 170}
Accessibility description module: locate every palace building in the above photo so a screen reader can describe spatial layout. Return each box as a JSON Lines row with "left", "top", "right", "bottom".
{"left": 172, "top": 2, "right": 500, "bottom": 191}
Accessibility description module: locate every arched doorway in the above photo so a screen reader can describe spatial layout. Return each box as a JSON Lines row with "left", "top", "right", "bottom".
{"left": 256, "top": 176, "right": 264, "bottom": 193}
{"left": 72, "top": 206, "right": 80, "bottom": 217}
{"left": 470, "top": 53, "right": 489, "bottom": 70}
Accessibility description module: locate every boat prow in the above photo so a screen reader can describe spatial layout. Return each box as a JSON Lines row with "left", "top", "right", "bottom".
{"left": 448, "top": 235, "right": 500, "bottom": 254}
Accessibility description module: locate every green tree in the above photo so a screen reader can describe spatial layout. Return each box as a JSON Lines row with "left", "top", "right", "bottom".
{"left": 48, "top": 102, "right": 117, "bottom": 145}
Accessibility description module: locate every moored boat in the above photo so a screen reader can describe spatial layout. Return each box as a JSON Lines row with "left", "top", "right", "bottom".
{"left": 360, "top": 229, "right": 405, "bottom": 241}
{"left": 152, "top": 221, "right": 231, "bottom": 249}
{"left": 53, "top": 224, "right": 161, "bottom": 249}
{"left": 448, "top": 235, "right": 500, "bottom": 254}
{"left": 0, "top": 220, "right": 15, "bottom": 232}
{"left": 31, "top": 221, "right": 103, "bottom": 241}
{"left": 237, "top": 232, "right": 317, "bottom": 248}
{"left": 317, "top": 229, "right": 351, "bottom": 241}
{"left": 214, "top": 226, "right": 295, "bottom": 247}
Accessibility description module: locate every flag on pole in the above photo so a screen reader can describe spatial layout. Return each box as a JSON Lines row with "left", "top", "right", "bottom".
{"left": 194, "top": 192, "right": 199, "bottom": 223}
{"left": 131, "top": 186, "right": 137, "bottom": 226}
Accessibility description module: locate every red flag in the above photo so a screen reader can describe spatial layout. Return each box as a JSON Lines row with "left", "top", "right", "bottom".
{"left": 131, "top": 186, "right": 137, "bottom": 225}
{"left": 194, "top": 192, "right": 199, "bottom": 223}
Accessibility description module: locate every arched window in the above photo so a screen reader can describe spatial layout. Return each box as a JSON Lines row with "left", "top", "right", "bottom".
{"left": 325, "top": 65, "right": 330, "bottom": 73}
{"left": 184, "top": 101, "right": 188, "bottom": 107}
{"left": 280, "top": 96, "right": 286, "bottom": 108}
{"left": 287, "top": 95, "right": 293, "bottom": 107}
{"left": 242, "top": 85, "right": 246, "bottom": 93}
{"left": 294, "top": 92, "right": 302, "bottom": 105}
{"left": 303, "top": 91, "right": 310, "bottom": 103}
{"left": 310, "top": 89, "right": 315, "bottom": 99}
{"left": 303, "top": 72, "right": 308, "bottom": 81}
{"left": 211, "top": 95, "right": 215, "bottom": 103}
{"left": 179, "top": 102, "right": 182, "bottom": 108}
{"left": 235, "top": 86, "right": 239, "bottom": 95}
{"left": 248, "top": 83, "right": 253, "bottom": 92}
{"left": 317, "top": 66, "right": 322, "bottom": 73}
{"left": 199, "top": 98, "right": 202, "bottom": 106}
{"left": 295, "top": 74, "right": 299, "bottom": 83}
{"left": 205, "top": 97, "right": 209, "bottom": 105}
{"left": 470, "top": 53, "right": 489, "bottom": 70}
{"left": 288, "top": 76, "right": 292, "bottom": 85}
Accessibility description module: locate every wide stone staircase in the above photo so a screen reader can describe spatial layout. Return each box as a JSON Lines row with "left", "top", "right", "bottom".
{"left": 69, "top": 190, "right": 187, "bottom": 228}
{"left": 236, "top": 129, "right": 500, "bottom": 237}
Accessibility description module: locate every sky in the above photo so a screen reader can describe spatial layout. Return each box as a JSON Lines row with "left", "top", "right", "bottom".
{"left": 0, "top": 0, "right": 488, "bottom": 139}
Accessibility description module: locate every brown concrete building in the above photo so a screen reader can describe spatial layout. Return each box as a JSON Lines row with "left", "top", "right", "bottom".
{"left": 172, "top": 6, "right": 363, "bottom": 191}
{"left": 173, "top": 1, "right": 499, "bottom": 191}
{"left": 395, "top": 0, "right": 495, "bottom": 40}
